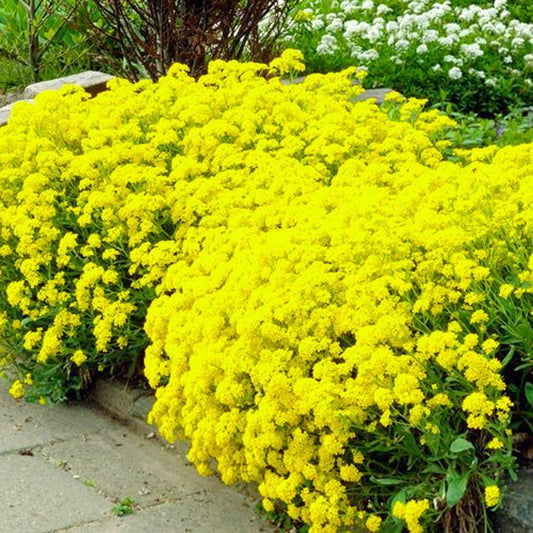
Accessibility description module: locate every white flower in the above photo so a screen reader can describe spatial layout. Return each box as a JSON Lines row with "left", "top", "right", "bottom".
{"left": 444, "top": 23, "right": 461, "bottom": 34}
{"left": 432, "top": 64, "right": 442, "bottom": 71}
{"left": 416, "top": 44, "right": 428, "bottom": 54}
{"left": 396, "top": 39, "right": 410, "bottom": 50}
{"left": 340, "top": 1, "right": 358, "bottom": 15}
{"left": 422, "top": 29, "right": 439, "bottom": 43}
{"left": 367, "top": 26, "right": 382, "bottom": 42}
{"left": 448, "top": 66, "right": 463, "bottom": 80}
{"left": 310, "top": 18, "right": 325, "bottom": 31}
{"left": 361, "top": 0, "right": 374, "bottom": 10}
{"left": 385, "top": 20, "right": 398, "bottom": 33}
{"left": 359, "top": 49, "right": 379, "bottom": 62}
{"left": 438, "top": 36, "right": 455, "bottom": 47}
{"left": 460, "top": 43, "right": 484, "bottom": 59}
{"left": 317, "top": 34, "right": 339, "bottom": 55}
{"left": 376, "top": 4, "right": 391, "bottom": 16}
{"left": 327, "top": 18, "right": 344, "bottom": 32}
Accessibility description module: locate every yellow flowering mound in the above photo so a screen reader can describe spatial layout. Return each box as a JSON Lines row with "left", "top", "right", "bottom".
{"left": 0, "top": 50, "right": 528, "bottom": 530}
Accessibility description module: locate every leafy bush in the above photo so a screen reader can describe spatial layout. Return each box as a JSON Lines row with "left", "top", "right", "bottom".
{"left": 0, "top": 0, "right": 94, "bottom": 85}
{"left": 1, "top": 52, "right": 532, "bottom": 531}
{"left": 287, "top": 0, "right": 533, "bottom": 115}
{"left": 86, "top": 0, "right": 297, "bottom": 80}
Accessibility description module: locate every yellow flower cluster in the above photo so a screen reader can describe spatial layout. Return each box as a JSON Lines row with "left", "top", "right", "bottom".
{"left": 484, "top": 485, "right": 501, "bottom": 507}
{"left": 0, "top": 50, "right": 524, "bottom": 529}
{"left": 393, "top": 499, "right": 430, "bottom": 533}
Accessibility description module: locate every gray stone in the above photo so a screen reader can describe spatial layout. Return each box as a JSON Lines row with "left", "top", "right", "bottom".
{"left": 24, "top": 70, "right": 114, "bottom": 99}
{"left": 354, "top": 87, "right": 393, "bottom": 104}
{"left": 0, "top": 454, "right": 109, "bottom": 532}
{"left": 132, "top": 394, "right": 155, "bottom": 421}
{"left": 0, "top": 99, "right": 34, "bottom": 127}
{"left": 493, "top": 469, "right": 533, "bottom": 532}
{"left": 280, "top": 75, "right": 392, "bottom": 104}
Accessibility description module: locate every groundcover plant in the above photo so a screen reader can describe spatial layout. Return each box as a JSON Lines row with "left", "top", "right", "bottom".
{"left": 1, "top": 51, "right": 533, "bottom": 531}
{"left": 288, "top": 0, "right": 533, "bottom": 115}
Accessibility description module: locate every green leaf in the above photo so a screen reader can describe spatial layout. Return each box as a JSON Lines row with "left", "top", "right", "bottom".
{"left": 422, "top": 464, "right": 446, "bottom": 475}
{"left": 525, "top": 382, "right": 533, "bottom": 408}
{"left": 370, "top": 476, "right": 405, "bottom": 486}
{"left": 401, "top": 429, "right": 424, "bottom": 458}
{"left": 501, "top": 346, "right": 515, "bottom": 368}
{"left": 450, "top": 437, "right": 475, "bottom": 454}
{"left": 446, "top": 472, "right": 470, "bottom": 507}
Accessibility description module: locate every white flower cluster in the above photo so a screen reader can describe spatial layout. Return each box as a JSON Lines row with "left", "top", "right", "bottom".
{"left": 297, "top": 0, "right": 533, "bottom": 86}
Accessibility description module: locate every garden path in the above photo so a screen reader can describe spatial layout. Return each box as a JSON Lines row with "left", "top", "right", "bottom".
{"left": 0, "top": 381, "right": 273, "bottom": 532}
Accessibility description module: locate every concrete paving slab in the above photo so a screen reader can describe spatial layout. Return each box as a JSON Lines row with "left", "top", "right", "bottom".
{"left": 60, "top": 500, "right": 270, "bottom": 533}
{"left": 0, "top": 454, "right": 109, "bottom": 533}
{"left": 0, "top": 380, "right": 273, "bottom": 532}
{"left": 0, "top": 386, "right": 116, "bottom": 449}
{"left": 0, "top": 400, "right": 54, "bottom": 454}
{"left": 40, "top": 431, "right": 198, "bottom": 505}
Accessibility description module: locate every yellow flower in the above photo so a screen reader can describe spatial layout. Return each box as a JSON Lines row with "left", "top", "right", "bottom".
{"left": 470, "top": 310, "right": 489, "bottom": 325}
{"left": 393, "top": 499, "right": 429, "bottom": 533}
{"left": 498, "top": 284, "right": 514, "bottom": 298}
{"left": 487, "top": 438, "right": 504, "bottom": 450}
{"left": 269, "top": 49, "right": 305, "bottom": 75}
{"left": 366, "top": 514, "right": 382, "bottom": 532}
{"left": 9, "top": 380, "right": 25, "bottom": 399}
{"left": 70, "top": 350, "right": 88, "bottom": 366}
{"left": 484, "top": 485, "right": 500, "bottom": 507}
{"left": 481, "top": 338, "right": 499, "bottom": 355}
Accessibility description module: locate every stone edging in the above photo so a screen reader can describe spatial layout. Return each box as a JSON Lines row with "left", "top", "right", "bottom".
{"left": 0, "top": 71, "right": 114, "bottom": 127}
{"left": 0, "top": 70, "right": 391, "bottom": 128}
{"left": 88, "top": 379, "right": 155, "bottom": 437}
{"left": 88, "top": 378, "right": 262, "bottom": 503}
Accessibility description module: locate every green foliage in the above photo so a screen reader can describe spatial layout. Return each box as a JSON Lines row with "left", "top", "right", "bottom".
{"left": 441, "top": 105, "right": 533, "bottom": 155}
{"left": 111, "top": 497, "right": 135, "bottom": 516}
{"left": 287, "top": 0, "right": 533, "bottom": 115}
{"left": 0, "top": 0, "right": 95, "bottom": 87}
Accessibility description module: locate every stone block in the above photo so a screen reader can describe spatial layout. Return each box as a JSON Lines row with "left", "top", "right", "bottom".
{"left": 354, "top": 87, "right": 393, "bottom": 104}
{"left": 493, "top": 469, "right": 533, "bottom": 532}
{"left": 24, "top": 71, "right": 114, "bottom": 99}
{"left": 0, "top": 99, "right": 34, "bottom": 127}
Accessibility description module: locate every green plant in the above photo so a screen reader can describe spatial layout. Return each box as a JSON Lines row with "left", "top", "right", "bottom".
{"left": 287, "top": 0, "right": 533, "bottom": 115}
{"left": 111, "top": 497, "right": 135, "bottom": 516}
{"left": 0, "top": 0, "right": 94, "bottom": 85}
{"left": 1, "top": 52, "right": 531, "bottom": 532}
{"left": 85, "top": 0, "right": 297, "bottom": 80}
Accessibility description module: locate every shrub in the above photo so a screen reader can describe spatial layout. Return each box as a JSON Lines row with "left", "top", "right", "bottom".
{"left": 0, "top": 52, "right": 531, "bottom": 531}
{"left": 287, "top": 0, "right": 533, "bottom": 115}
{"left": 0, "top": 0, "right": 94, "bottom": 85}
{"left": 86, "top": 0, "right": 297, "bottom": 80}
